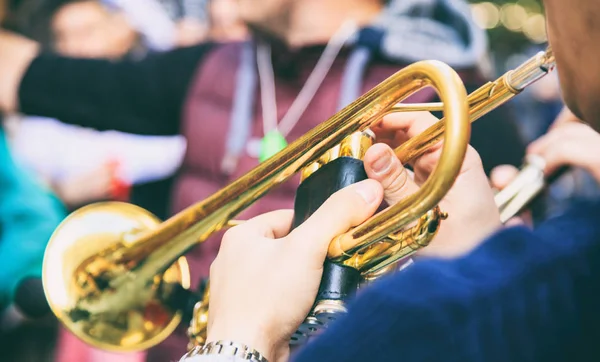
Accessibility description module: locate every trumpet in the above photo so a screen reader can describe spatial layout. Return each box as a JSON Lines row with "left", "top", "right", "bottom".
{"left": 42, "top": 48, "right": 555, "bottom": 353}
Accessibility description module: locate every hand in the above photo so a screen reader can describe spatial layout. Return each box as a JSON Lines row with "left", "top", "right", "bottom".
{"left": 207, "top": 180, "right": 385, "bottom": 362}
{"left": 369, "top": 111, "right": 502, "bottom": 258}
{"left": 527, "top": 107, "right": 600, "bottom": 182}
{"left": 53, "top": 161, "right": 123, "bottom": 207}
{"left": 0, "top": 30, "right": 39, "bottom": 113}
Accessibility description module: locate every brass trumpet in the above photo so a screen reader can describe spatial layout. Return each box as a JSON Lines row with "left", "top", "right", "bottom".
{"left": 42, "top": 48, "right": 555, "bottom": 353}
{"left": 186, "top": 49, "right": 558, "bottom": 349}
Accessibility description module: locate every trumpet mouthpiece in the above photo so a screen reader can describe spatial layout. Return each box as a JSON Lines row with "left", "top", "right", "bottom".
{"left": 507, "top": 46, "right": 557, "bottom": 91}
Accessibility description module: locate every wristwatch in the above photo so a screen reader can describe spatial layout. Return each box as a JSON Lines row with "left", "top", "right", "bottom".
{"left": 182, "top": 340, "right": 269, "bottom": 362}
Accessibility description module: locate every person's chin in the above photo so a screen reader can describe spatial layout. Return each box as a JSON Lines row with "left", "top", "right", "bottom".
{"left": 559, "top": 88, "right": 586, "bottom": 124}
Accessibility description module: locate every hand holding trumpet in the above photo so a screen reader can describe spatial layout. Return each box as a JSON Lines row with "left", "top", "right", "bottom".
{"left": 206, "top": 112, "right": 502, "bottom": 362}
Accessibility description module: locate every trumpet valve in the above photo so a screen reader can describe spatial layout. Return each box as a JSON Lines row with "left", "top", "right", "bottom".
{"left": 313, "top": 299, "right": 348, "bottom": 325}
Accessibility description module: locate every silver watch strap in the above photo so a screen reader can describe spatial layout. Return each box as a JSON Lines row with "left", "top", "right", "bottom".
{"left": 181, "top": 341, "right": 269, "bottom": 362}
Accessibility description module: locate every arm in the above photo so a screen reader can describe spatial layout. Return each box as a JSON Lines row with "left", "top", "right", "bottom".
{"left": 1, "top": 30, "right": 212, "bottom": 135}
{"left": 294, "top": 200, "right": 600, "bottom": 361}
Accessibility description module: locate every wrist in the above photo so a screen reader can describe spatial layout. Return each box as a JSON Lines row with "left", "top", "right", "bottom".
{"left": 207, "top": 325, "right": 287, "bottom": 362}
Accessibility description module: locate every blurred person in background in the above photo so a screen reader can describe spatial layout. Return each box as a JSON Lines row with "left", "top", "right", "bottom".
{"left": 0, "top": 0, "right": 527, "bottom": 360}
{"left": 0, "top": 124, "right": 65, "bottom": 314}
{"left": 0, "top": 119, "right": 66, "bottom": 362}
{"left": 205, "top": 0, "right": 247, "bottom": 42}
{"left": 107, "top": 0, "right": 247, "bottom": 49}
{"left": 0, "top": 5, "right": 65, "bottom": 362}
{"left": 52, "top": 0, "right": 145, "bottom": 58}
{"left": 102, "top": 0, "right": 208, "bottom": 50}
{"left": 5, "top": 0, "right": 187, "bottom": 215}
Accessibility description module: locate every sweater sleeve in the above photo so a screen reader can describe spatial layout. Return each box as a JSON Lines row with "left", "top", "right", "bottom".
{"left": 293, "top": 200, "right": 600, "bottom": 362}
{"left": 18, "top": 44, "right": 212, "bottom": 136}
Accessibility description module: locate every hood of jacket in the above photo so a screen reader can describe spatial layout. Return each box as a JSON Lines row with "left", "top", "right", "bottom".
{"left": 360, "top": 0, "right": 488, "bottom": 69}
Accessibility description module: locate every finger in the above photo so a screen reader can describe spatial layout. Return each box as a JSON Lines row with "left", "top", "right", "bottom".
{"left": 376, "top": 111, "right": 443, "bottom": 154}
{"left": 287, "top": 179, "right": 383, "bottom": 259}
{"left": 527, "top": 122, "right": 576, "bottom": 155}
{"left": 535, "top": 139, "right": 600, "bottom": 179}
{"left": 380, "top": 111, "right": 447, "bottom": 184}
{"left": 490, "top": 165, "right": 520, "bottom": 190}
{"left": 411, "top": 145, "right": 483, "bottom": 189}
{"left": 528, "top": 121, "right": 591, "bottom": 155}
{"left": 363, "top": 143, "right": 420, "bottom": 205}
{"left": 380, "top": 110, "right": 441, "bottom": 138}
{"left": 505, "top": 216, "right": 526, "bottom": 227}
{"left": 528, "top": 123, "right": 600, "bottom": 177}
{"left": 229, "top": 210, "right": 294, "bottom": 239}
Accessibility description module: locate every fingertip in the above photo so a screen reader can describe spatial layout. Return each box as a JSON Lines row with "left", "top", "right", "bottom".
{"left": 364, "top": 143, "right": 391, "bottom": 163}
{"left": 364, "top": 143, "right": 398, "bottom": 177}
{"left": 490, "top": 165, "right": 519, "bottom": 189}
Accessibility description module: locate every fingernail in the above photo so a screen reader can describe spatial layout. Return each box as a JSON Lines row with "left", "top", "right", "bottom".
{"left": 355, "top": 181, "right": 378, "bottom": 205}
{"left": 371, "top": 149, "right": 392, "bottom": 174}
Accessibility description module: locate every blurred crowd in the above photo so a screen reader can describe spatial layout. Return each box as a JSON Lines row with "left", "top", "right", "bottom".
{"left": 0, "top": 0, "right": 597, "bottom": 361}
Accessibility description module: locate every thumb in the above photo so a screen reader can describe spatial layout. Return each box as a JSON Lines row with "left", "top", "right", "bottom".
{"left": 287, "top": 179, "right": 383, "bottom": 260}
{"left": 363, "top": 143, "right": 420, "bottom": 205}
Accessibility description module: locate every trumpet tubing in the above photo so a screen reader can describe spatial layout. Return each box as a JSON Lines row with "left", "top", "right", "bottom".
{"left": 186, "top": 48, "right": 557, "bottom": 350}
{"left": 42, "top": 48, "right": 555, "bottom": 353}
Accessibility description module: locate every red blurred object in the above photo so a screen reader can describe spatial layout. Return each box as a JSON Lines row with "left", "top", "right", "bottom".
{"left": 107, "top": 159, "right": 131, "bottom": 201}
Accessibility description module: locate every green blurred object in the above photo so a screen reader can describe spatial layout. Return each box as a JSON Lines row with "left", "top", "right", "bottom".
{"left": 259, "top": 130, "right": 288, "bottom": 163}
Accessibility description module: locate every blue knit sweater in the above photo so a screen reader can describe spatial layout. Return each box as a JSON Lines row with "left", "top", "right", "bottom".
{"left": 293, "top": 199, "right": 600, "bottom": 362}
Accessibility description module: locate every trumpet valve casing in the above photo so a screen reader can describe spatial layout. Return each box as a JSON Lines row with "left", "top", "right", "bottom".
{"left": 290, "top": 131, "right": 374, "bottom": 344}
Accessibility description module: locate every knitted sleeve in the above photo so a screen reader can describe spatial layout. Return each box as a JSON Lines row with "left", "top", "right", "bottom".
{"left": 294, "top": 200, "right": 600, "bottom": 362}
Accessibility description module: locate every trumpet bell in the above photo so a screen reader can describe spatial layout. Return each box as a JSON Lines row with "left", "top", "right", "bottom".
{"left": 42, "top": 202, "right": 191, "bottom": 352}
